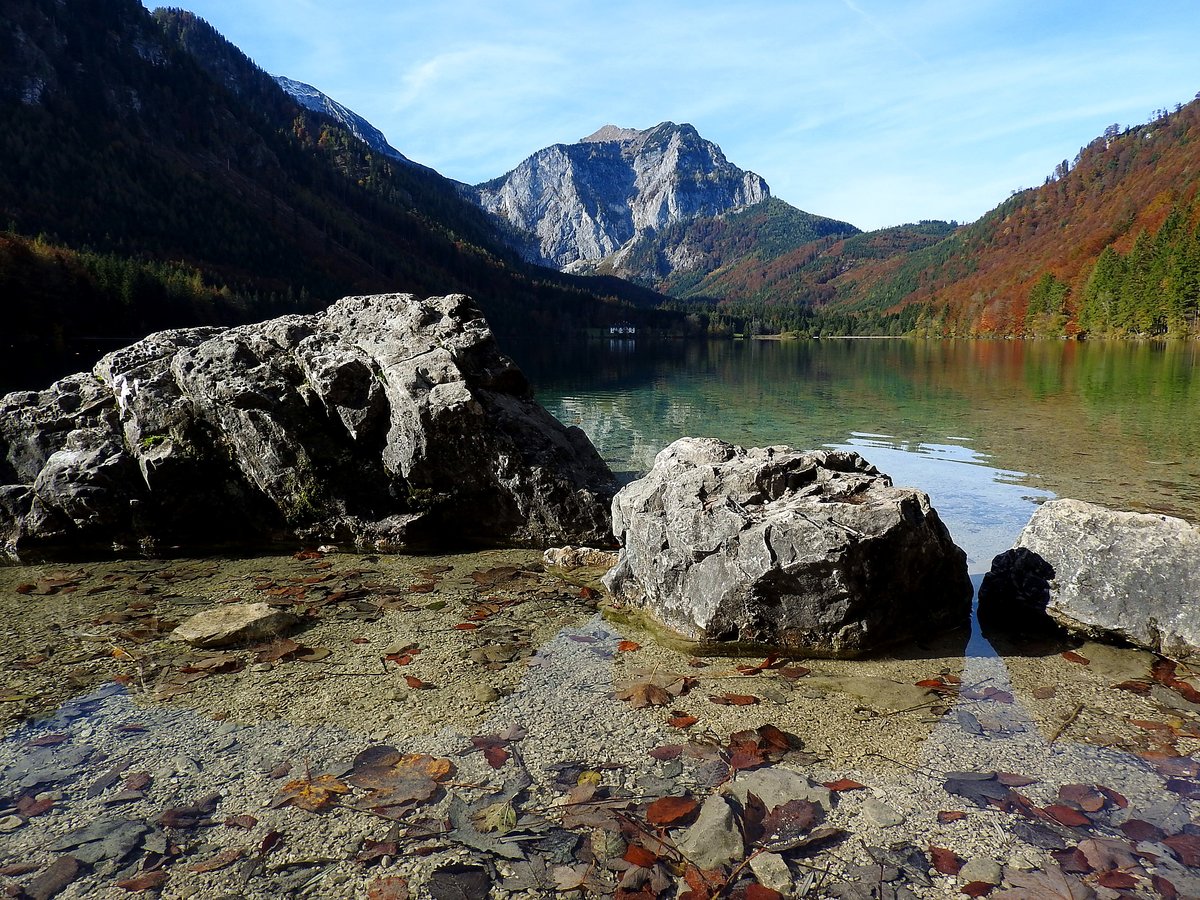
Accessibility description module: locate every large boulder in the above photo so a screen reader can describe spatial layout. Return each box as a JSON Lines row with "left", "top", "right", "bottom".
{"left": 602, "top": 438, "right": 972, "bottom": 656}
{"left": 980, "top": 498, "right": 1200, "bottom": 658}
{"left": 0, "top": 294, "right": 616, "bottom": 559}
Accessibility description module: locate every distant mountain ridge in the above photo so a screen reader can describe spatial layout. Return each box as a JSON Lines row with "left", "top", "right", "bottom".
{"left": 273, "top": 75, "right": 425, "bottom": 169}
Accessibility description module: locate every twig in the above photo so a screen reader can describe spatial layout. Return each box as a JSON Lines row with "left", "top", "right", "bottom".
{"left": 1049, "top": 702, "right": 1084, "bottom": 743}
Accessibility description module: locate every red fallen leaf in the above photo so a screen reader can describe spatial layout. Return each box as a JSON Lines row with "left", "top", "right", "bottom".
{"left": 1163, "top": 833, "right": 1200, "bottom": 866}
{"left": 916, "top": 678, "right": 956, "bottom": 690}
{"left": 960, "top": 882, "right": 994, "bottom": 897}
{"left": 1062, "top": 651, "right": 1090, "bottom": 665}
{"left": 823, "top": 778, "right": 867, "bottom": 792}
{"left": 1165, "top": 778, "right": 1200, "bottom": 799}
{"left": 482, "top": 746, "right": 509, "bottom": 769}
{"left": 224, "top": 814, "right": 258, "bottom": 829}
{"left": 403, "top": 675, "right": 433, "bottom": 689}
{"left": 351, "top": 637, "right": 370, "bottom": 645}
{"left": 1097, "top": 785, "right": 1128, "bottom": 808}
{"left": 294, "top": 549, "right": 323, "bottom": 560}
{"left": 1052, "top": 847, "right": 1092, "bottom": 873}
{"left": 668, "top": 712, "right": 699, "bottom": 729}
{"left": 779, "top": 665, "right": 810, "bottom": 679}
{"left": 1096, "top": 870, "right": 1137, "bottom": 889}
{"left": 0, "top": 864, "right": 40, "bottom": 877}
{"left": 1153, "top": 874, "right": 1179, "bottom": 899}
{"left": 742, "top": 885, "right": 784, "bottom": 900}
{"left": 929, "top": 846, "right": 964, "bottom": 875}
{"left": 27, "top": 733, "right": 69, "bottom": 747}
{"left": 623, "top": 844, "right": 658, "bottom": 868}
{"left": 617, "top": 640, "right": 641, "bottom": 652}
{"left": 1113, "top": 679, "right": 1153, "bottom": 695}
{"left": 1058, "top": 784, "right": 1106, "bottom": 812}
{"left": 408, "top": 583, "right": 436, "bottom": 593}
{"left": 996, "top": 772, "right": 1039, "bottom": 787}
{"left": 709, "top": 693, "right": 759, "bottom": 706}
{"left": 1142, "top": 754, "right": 1200, "bottom": 777}
{"left": 1120, "top": 818, "right": 1164, "bottom": 842}
{"left": 116, "top": 870, "right": 169, "bottom": 891}
{"left": 579, "top": 586, "right": 599, "bottom": 601}
{"left": 17, "top": 795, "right": 55, "bottom": 817}
{"left": 453, "top": 622, "right": 478, "bottom": 630}
{"left": 1042, "top": 804, "right": 1091, "bottom": 827}
{"left": 646, "top": 795, "right": 700, "bottom": 827}
{"left": 1173, "top": 681, "right": 1200, "bottom": 704}
{"left": 260, "top": 831, "right": 284, "bottom": 855}
{"left": 938, "top": 810, "right": 968, "bottom": 823}
{"left": 1152, "top": 657, "right": 1179, "bottom": 684}
{"left": 366, "top": 875, "right": 411, "bottom": 900}
{"left": 648, "top": 744, "right": 685, "bottom": 761}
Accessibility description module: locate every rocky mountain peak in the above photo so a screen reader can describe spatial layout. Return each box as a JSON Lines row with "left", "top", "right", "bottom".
{"left": 473, "top": 121, "right": 769, "bottom": 270}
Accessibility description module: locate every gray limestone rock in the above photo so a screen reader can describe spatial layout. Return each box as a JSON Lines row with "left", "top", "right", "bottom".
{"left": 0, "top": 293, "right": 616, "bottom": 559}
{"left": 603, "top": 438, "right": 972, "bottom": 656}
{"left": 172, "top": 603, "right": 302, "bottom": 648}
{"left": 980, "top": 498, "right": 1200, "bottom": 657}
{"left": 674, "top": 794, "right": 745, "bottom": 871}
{"left": 722, "top": 767, "right": 832, "bottom": 811}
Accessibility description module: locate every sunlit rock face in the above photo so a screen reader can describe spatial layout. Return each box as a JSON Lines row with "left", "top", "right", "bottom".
{"left": 0, "top": 293, "right": 616, "bottom": 560}
{"left": 981, "top": 498, "right": 1200, "bottom": 658}
{"left": 603, "top": 437, "right": 973, "bottom": 657}
{"left": 473, "top": 122, "right": 769, "bottom": 270}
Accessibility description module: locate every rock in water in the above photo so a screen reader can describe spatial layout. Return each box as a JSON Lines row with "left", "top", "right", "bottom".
{"left": 602, "top": 438, "right": 971, "bottom": 656}
{"left": 0, "top": 294, "right": 615, "bottom": 559}
{"left": 980, "top": 498, "right": 1200, "bottom": 657}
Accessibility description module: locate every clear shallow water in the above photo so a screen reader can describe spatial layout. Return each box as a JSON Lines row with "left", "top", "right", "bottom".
{"left": 516, "top": 336, "right": 1200, "bottom": 569}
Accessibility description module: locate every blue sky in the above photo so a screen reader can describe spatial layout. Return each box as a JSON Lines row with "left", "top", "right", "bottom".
{"left": 155, "top": 0, "right": 1199, "bottom": 230}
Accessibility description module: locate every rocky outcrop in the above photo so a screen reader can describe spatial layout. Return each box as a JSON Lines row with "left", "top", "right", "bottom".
{"left": 0, "top": 293, "right": 616, "bottom": 560}
{"left": 979, "top": 499, "right": 1200, "bottom": 658}
{"left": 473, "top": 122, "right": 769, "bottom": 271}
{"left": 602, "top": 438, "right": 972, "bottom": 656}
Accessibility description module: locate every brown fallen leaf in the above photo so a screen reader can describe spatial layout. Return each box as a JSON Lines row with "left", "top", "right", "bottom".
{"left": 271, "top": 773, "right": 350, "bottom": 812}
{"left": 1062, "top": 651, "right": 1090, "bottom": 665}
{"left": 366, "top": 875, "right": 410, "bottom": 900}
{"left": 348, "top": 748, "right": 454, "bottom": 813}
{"left": 224, "top": 814, "right": 258, "bottom": 829}
{"left": 617, "top": 681, "right": 672, "bottom": 708}
{"left": 116, "top": 870, "right": 169, "bottom": 891}
{"left": 709, "top": 693, "right": 759, "bottom": 706}
{"left": 667, "top": 712, "right": 699, "bottom": 729}
{"left": 186, "top": 848, "right": 245, "bottom": 873}
{"left": 623, "top": 844, "right": 658, "bottom": 868}
{"left": 960, "top": 882, "right": 994, "bottom": 897}
{"left": 1041, "top": 804, "right": 1090, "bottom": 827}
{"left": 938, "top": 810, "right": 968, "bottom": 823}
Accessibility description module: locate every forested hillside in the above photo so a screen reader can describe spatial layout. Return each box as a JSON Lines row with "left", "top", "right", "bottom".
{"left": 782, "top": 100, "right": 1200, "bottom": 338}
{"left": 0, "top": 0, "right": 669, "bottom": 389}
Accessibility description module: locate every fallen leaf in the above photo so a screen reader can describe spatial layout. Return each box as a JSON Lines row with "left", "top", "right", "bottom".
{"left": 617, "top": 682, "right": 672, "bottom": 708}
{"left": 366, "top": 875, "right": 410, "bottom": 900}
{"left": 624, "top": 844, "right": 658, "bottom": 868}
{"left": 403, "top": 675, "right": 433, "bottom": 689}
{"left": 1119, "top": 819, "right": 1164, "bottom": 842}
{"left": 668, "top": 712, "right": 699, "bottom": 729}
{"left": 1041, "top": 804, "right": 1091, "bottom": 827}
{"left": 741, "top": 885, "right": 784, "bottom": 900}
{"left": 823, "top": 778, "right": 866, "bottom": 792}
{"left": 709, "top": 693, "right": 759, "bottom": 706}
{"left": 996, "top": 772, "right": 1039, "bottom": 787}
{"left": 1152, "top": 874, "right": 1179, "bottom": 899}
{"left": 224, "top": 814, "right": 258, "bottom": 829}
{"left": 961, "top": 882, "right": 994, "bottom": 897}
{"left": 1062, "top": 651, "right": 1090, "bottom": 665}
{"left": 1032, "top": 685, "right": 1058, "bottom": 699}
{"left": 116, "top": 870, "right": 169, "bottom": 891}
{"left": 930, "top": 846, "right": 964, "bottom": 875}
{"left": 1094, "top": 870, "right": 1137, "bottom": 890}
{"left": 272, "top": 773, "right": 350, "bottom": 812}
{"left": 646, "top": 795, "right": 700, "bottom": 827}
{"left": 759, "top": 798, "right": 820, "bottom": 851}
{"left": 938, "top": 810, "right": 968, "bottom": 823}
{"left": 186, "top": 848, "right": 244, "bottom": 873}
{"left": 27, "top": 733, "right": 69, "bottom": 747}
{"left": 1163, "top": 833, "right": 1200, "bottom": 867}
{"left": 348, "top": 748, "right": 454, "bottom": 812}
{"left": 648, "top": 744, "right": 684, "bottom": 761}
{"left": 617, "top": 640, "right": 641, "bottom": 652}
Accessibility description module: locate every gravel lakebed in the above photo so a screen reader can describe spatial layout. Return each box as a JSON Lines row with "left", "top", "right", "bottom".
{"left": 1, "top": 550, "right": 1199, "bottom": 898}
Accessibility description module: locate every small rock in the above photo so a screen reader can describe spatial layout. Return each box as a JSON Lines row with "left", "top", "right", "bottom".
{"left": 675, "top": 795, "right": 744, "bottom": 870}
{"left": 861, "top": 797, "right": 905, "bottom": 828}
{"left": 384, "top": 687, "right": 409, "bottom": 702}
{"left": 172, "top": 603, "right": 300, "bottom": 648}
{"left": 542, "top": 546, "right": 619, "bottom": 570}
{"left": 251, "top": 662, "right": 273, "bottom": 673}
{"left": 723, "top": 767, "right": 831, "bottom": 811}
{"left": 749, "top": 851, "right": 794, "bottom": 894}
{"left": 0, "top": 814, "right": 23, "bottom": 832}
{"left": 1005, "top": 849, "right": 1041, "bottom": 872}
{"left": 471, "top": 683, "right": 500, "bottom": 703}
{"left": 959, "top": 857, "right": 1002, "bottom": 885}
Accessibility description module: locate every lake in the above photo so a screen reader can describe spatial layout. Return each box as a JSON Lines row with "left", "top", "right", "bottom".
{"left": 2, "top": 336, "right": 1199, "bottom": 897}
{"left": 518, "top": 336, "right": 1200, "bottom": 573}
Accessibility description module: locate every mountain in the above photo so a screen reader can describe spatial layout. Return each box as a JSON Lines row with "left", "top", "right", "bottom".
{"left": 471, "top": 122, "right": 859, "bottom": 302}
{"left": 776, "top": 100, "right": 1200, "bottom": 338}
{"left": 273, "top": 74, "right": 422, "bottom": 169}
{"left": 0, "top": 0, "right": 673, "bottom": 389}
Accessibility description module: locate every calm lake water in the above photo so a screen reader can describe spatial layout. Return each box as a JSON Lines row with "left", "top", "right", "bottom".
{"left": 516, "top": 337, "right": 1200, "bottom": 575}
